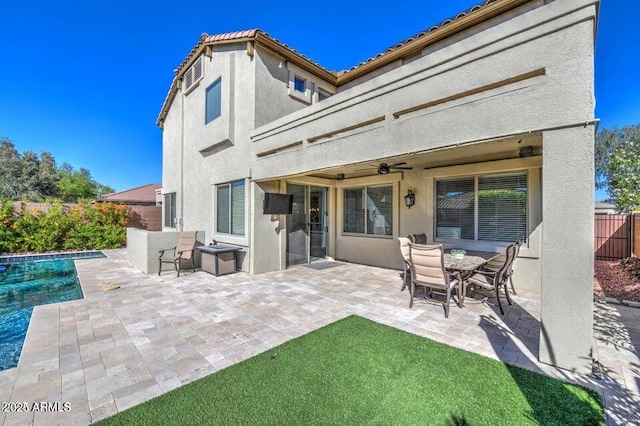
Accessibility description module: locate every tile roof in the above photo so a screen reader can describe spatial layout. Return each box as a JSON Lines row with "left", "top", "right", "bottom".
{"left": 172, "top": 0, "right": 505, "bottom": 79}
{"left": 173, "top": 29, "right": 333, "bottom": 77}
{"left": 98, "top": 183, "right": 161, "bottom": 204}
{"left": 343, "top": 0, "right": 500, "bottom": 73}
{"left": 158, "top": 0, "right": 528, "bottom": 126}
{"left": 173, "top": 30, "right": 259, "bottom": 76}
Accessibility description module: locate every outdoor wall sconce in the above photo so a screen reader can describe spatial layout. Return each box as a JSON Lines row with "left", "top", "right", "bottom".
{"left": 404, "top": 190, "right": 415, "bottom": 209}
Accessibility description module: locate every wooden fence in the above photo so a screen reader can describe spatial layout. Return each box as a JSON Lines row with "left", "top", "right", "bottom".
{"left": 634, "top": 213, "right": 640, "bottom": 257}
{"left": 127, "top": 205, "right": 162, "bottom": 231}
{"left": 594, "top": 214, "right": 631, "bottom": 260}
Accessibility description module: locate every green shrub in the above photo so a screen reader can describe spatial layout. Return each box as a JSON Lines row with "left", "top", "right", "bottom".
{"left": 0, "top": 199, "right": 18, "bottom": 253}
{"left": 0, "top": 198, "right": 128, "bottom": 254}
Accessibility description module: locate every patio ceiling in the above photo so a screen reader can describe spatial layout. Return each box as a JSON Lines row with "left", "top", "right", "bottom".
{"left": 302, "top": 132, "right": 542, "bottom": 180}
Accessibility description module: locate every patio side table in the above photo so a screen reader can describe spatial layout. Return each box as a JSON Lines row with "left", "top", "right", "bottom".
{"left": 196, "top": 245, "right": 242, "bottom": 276}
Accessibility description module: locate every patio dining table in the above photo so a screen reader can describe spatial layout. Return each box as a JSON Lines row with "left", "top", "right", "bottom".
{"left": 444, "top": 250, "right": 500, "bottom": 307}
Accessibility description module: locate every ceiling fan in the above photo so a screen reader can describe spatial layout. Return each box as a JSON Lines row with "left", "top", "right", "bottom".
{"left": 356, "top": 162, "right": 413, "bottom": 175}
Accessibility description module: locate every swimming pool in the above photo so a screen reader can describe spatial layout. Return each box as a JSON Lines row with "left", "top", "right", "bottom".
{"left": 0, "top": 253, "right": 104, "bottom": 371}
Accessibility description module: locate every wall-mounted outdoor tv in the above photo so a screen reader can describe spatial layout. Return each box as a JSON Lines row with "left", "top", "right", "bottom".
{"left": 263, "top": 193, "right": 293, "bottom": 214}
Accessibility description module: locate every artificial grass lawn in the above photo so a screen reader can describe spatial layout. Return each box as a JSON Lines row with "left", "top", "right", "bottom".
{"left": 96, "top": 316, "right": 604, "bottom": 425}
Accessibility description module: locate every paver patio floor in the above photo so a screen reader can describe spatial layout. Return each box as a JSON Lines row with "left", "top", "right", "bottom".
{"left": 0, "top": 249, "right": 638, "bottom": 425}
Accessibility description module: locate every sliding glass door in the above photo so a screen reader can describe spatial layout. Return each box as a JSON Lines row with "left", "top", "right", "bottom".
{"left": 286, "top": 184, "right": 328, "bottom": 266}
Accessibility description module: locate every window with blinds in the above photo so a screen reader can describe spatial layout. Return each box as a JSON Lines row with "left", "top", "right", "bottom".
{"left": 436, "top": 178, "right": 475, "bottom": 240}
{"left": 435, "top": 172, "right": 528, "bottom": 243}
{"left": 478, "top": 173, "right": 527, "bottom": 242}
{"left": 163, "top": 193, "right": 176, "bottom": 228}
{"left": 216, "top": 180, "right": 245, "bottom": 236}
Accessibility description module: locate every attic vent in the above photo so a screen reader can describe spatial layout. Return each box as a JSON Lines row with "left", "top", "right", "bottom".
{"left": 183, "top": 56, "right": 203, "bottom": 92}
{"left": 185, "top": 69, "right": 193, "bottom": 90}
{"left": 193, "top": 57, "right": 203, "bottom": 81}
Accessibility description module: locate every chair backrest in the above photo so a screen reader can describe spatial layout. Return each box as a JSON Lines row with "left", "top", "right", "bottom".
{"left": 398, "top": 237, "right": 411, "bottom": 263}
{"left": 495, "top": 242, "right": 519, "bottom": 284}
{"left": 485, "top": 240, "right": 522, "bottom": 273}
{"left": 507, "top": 241, "right": 520, "bottom": 272}
{"left": 408, "top": 233, "right": 427, "bottom": 244}
{"left": 176, "top": 231, "right": 197, "bottom": 260}
{"left": 408, "top": 243, "right": 448, "bottom": 286}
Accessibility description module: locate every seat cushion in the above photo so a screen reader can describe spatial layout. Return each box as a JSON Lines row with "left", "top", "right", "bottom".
{"left": 467, "top": 272, "right": 494, "bottom": 289}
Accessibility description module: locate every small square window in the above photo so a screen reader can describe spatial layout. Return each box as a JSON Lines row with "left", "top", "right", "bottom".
{"left": 294, "top": 76, "right": 306, "bottom": 93}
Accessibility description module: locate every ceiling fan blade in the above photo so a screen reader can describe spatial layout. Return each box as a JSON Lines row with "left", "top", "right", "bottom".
{"left": 387, "top": 162, "right": 407, "bottom": 167}
{"left": 389, "top": 166, "right": 413, "bottom": 170}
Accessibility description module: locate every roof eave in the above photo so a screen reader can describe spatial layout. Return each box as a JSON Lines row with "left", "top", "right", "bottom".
{"left": 157, "top": 0, "right": 534, "bottom": 127}
{"left": 336, "top": 0, "right": 533, "bottom": 85}
{"left": 255, "top": 33, "right": 338, "bottom": 84}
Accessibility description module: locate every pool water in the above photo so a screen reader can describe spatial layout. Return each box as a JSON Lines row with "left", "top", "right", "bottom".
{"left": 0, "top": 260, "right": 83, "bottom": 371}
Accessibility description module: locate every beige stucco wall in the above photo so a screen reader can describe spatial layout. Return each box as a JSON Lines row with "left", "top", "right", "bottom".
{"left": 160, "top": 0, "right": 597, "bottom": 372}
{"left": 539, "top": 126, "right": 595, "bottom": 374}
{"left": 250, "top": 3, "right": 595, "bottom": 179}
{"left": 244, "top": 0, "right": 596, "bottom": 373}
{"left": 161, "top": 43, "right": 335, "bottom": 272}
{"left": 126, "top": 228, "right": 205, "bottom": 275}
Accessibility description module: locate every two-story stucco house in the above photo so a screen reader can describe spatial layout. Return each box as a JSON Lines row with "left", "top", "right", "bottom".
{"left": 154, "top": 0, "right": 598, "bottom": 373}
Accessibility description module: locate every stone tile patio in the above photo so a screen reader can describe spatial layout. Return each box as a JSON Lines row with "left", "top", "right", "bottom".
{"left": 0, "top": 249, "right": 638, "bottom": 425}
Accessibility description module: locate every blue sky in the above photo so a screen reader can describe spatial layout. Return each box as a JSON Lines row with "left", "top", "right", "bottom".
{"left": 0, "top": 1, "right": 637, "bottom": 199}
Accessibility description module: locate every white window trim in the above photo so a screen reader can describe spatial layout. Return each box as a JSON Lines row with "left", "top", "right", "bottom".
{"left": 286, "top": 62, "right": 313, "bottom": 104}
{"left": 288, "top": 73, "right": 311, "bottom": 104}
{"left": 293, "top": 76, "right": 306, "bottom": 93}
{"left": 163, "top": 192, "right": 177, "bottom": 229}
{"left": 423, "top": 158, "right": 540, "bottom": 258}
{"left": 341, "top": 184, "right": 394, "bottom": 239}
{"left": 205, "top": 77, "right": 222, "bottom": 124}
{"left": 212, "top": 178, "right": 249, "bottom": 246}
{"left": 433, "top": 171, "right": 529, "bottom": 245}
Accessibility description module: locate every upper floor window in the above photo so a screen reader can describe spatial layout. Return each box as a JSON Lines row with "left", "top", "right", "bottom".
{"left": 318, "top": 88, "right": 332, "bottom": 102}
{"left": 206, "top": 78, "right": 222, "bottom": 124}
{"left": 216, "top": 180, "right": 245, "bottom": 236}
{"left": 343, "top": 184, "right": 393, "bottom": 237}
{"left": 435, "top": 172, "right": 528, "bottom": 243}
{"left": 294, "top": 76, "right": 306, "bottom": 93}
{"left": 184, "top": 57, "right": 203, "bottom": 92}
{"left": 163, "top": 193, "right": 176, "bottom": 228}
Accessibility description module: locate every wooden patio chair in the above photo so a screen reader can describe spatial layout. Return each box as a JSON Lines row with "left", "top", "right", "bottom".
{"left": 158, "top": 231, "right": 197, "bottom": 277}
{"left": 465, "top": 241, "right": 520, "bottom": 314}
{"left": 408, "top": 242, "right": 462, "bottom": 318}
{"left": 397, "top": 237, "right": 412, "bottom": 291}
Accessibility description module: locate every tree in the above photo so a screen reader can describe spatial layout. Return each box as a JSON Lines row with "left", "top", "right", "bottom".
{"left": 58, "top": 164, "right": 99, "bottom": 202}
{"left": 21, "top": 150, "right": 41, "bottom": 200}
{"left": 595, "top": 124, "right": 640, "bottom": 212}
{"left": 0, "top": 137, "right": 114, "bottom": 202}
{"left": 36, "top": 152, "right": 61, "bottom": 198}
{"left": 0, "top": 138, "right": 24, "bottom": 198}
{"left": 607, "top": 137, "right": 640, "bottom": 213}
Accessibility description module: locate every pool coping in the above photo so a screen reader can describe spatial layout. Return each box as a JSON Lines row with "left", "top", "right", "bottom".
{"left": 0, "top": 250, "right": 106, "bottom": 264}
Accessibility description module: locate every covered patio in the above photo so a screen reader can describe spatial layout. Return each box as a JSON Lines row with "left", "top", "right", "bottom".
{"left": 0, "top": 251, "right": 637, "bottom": 425}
